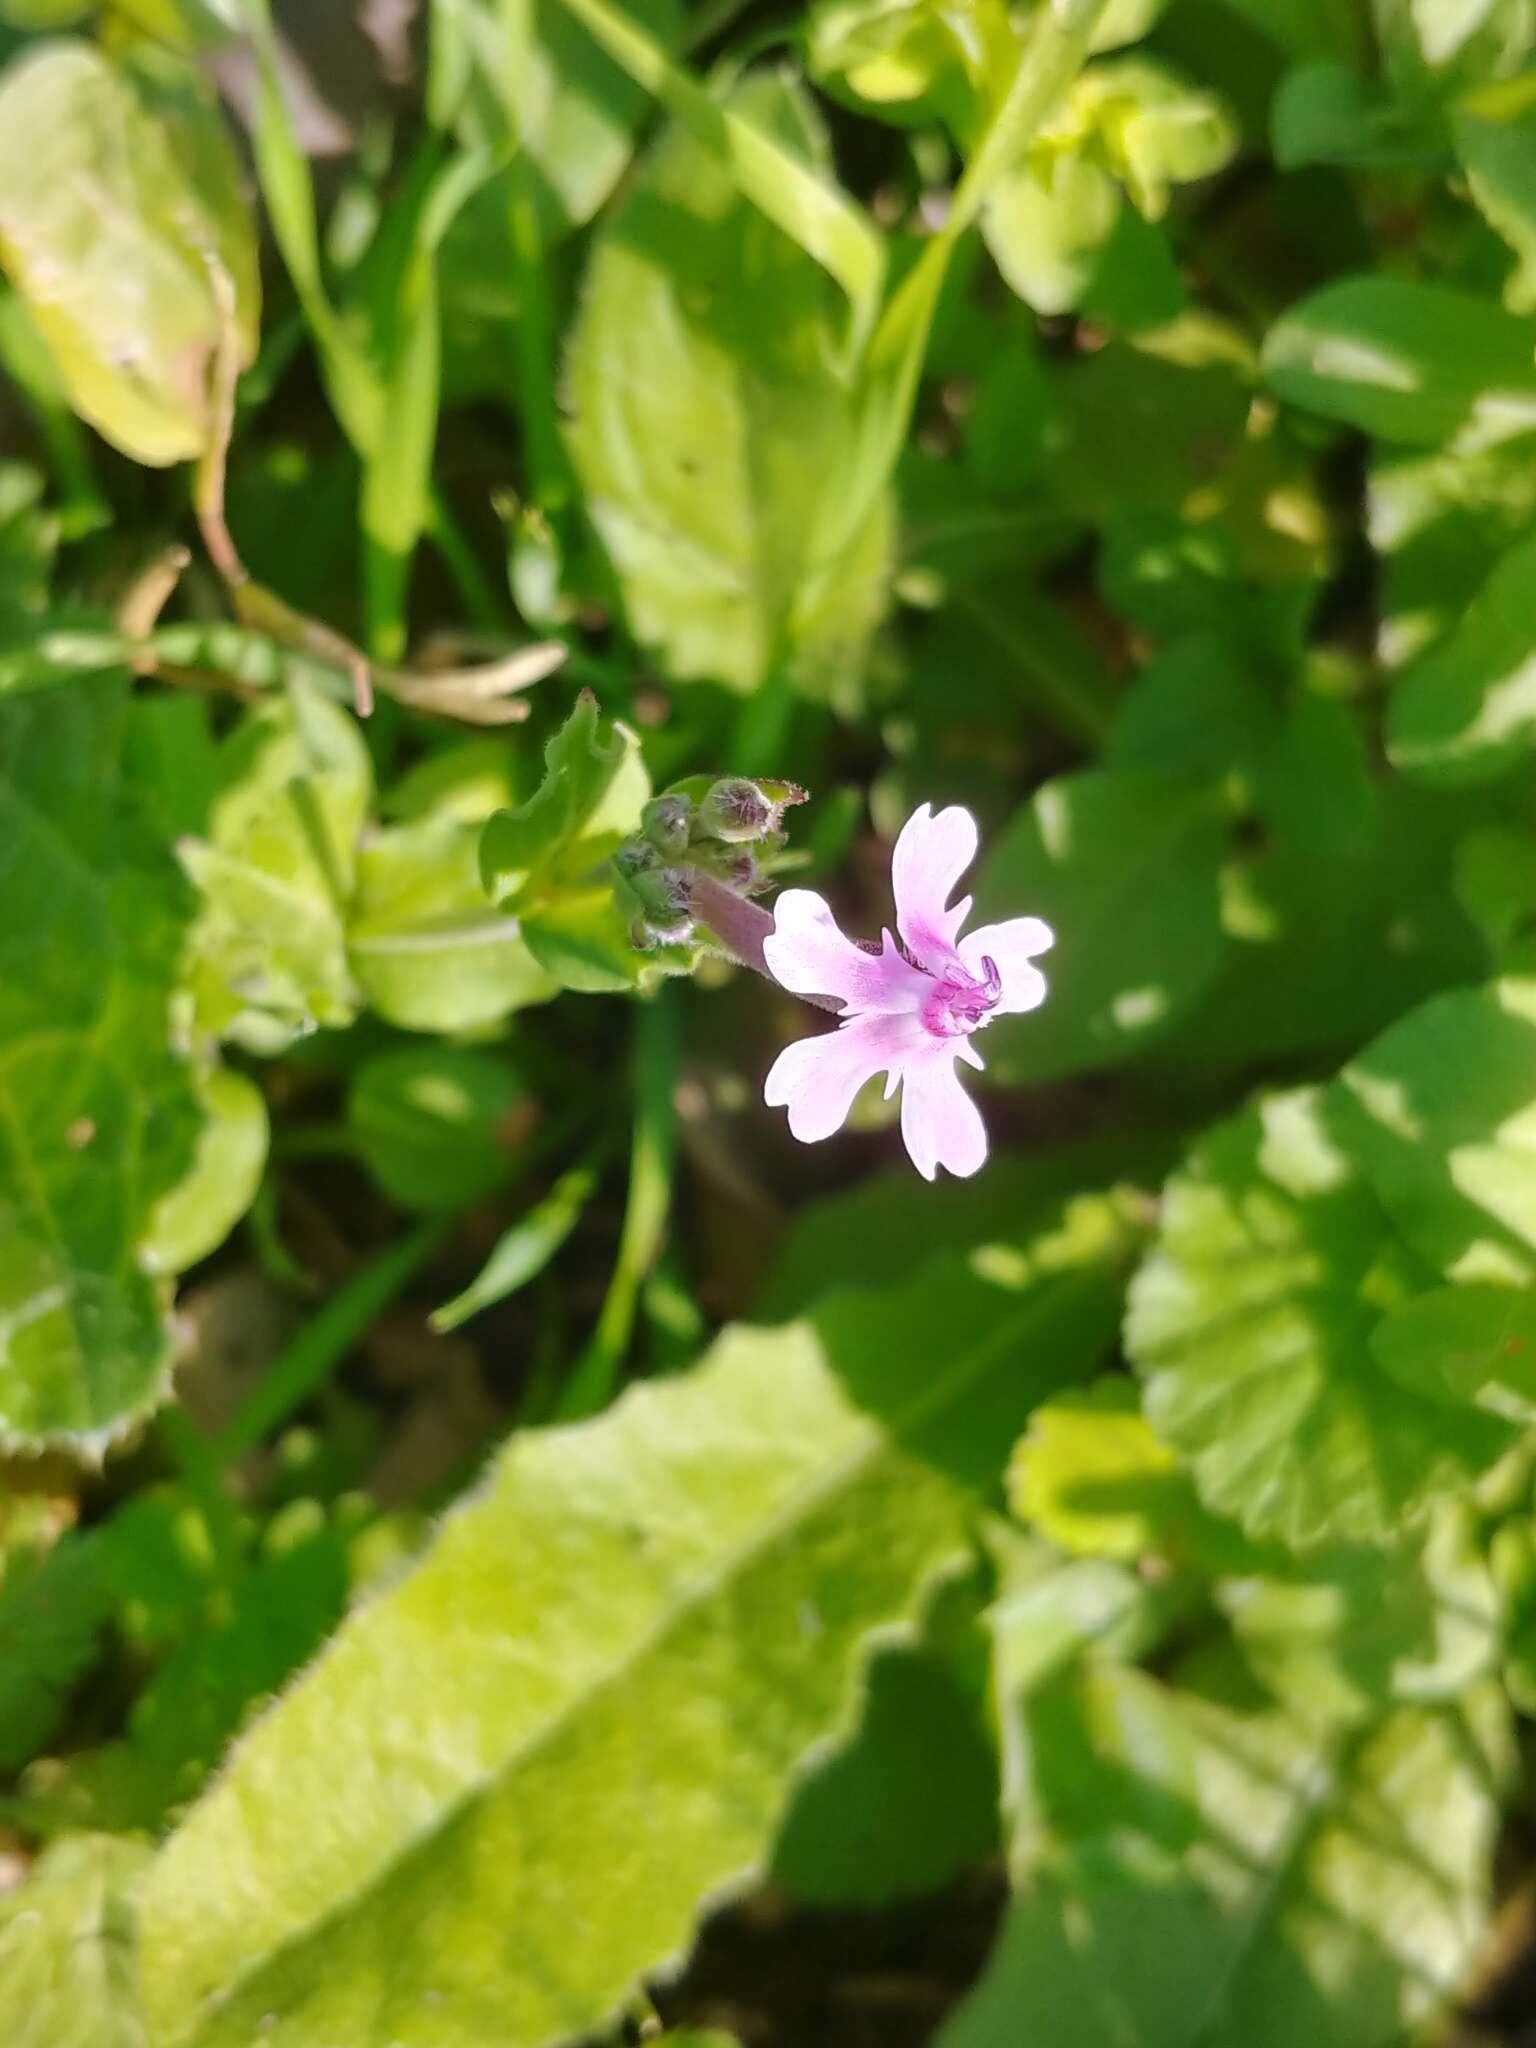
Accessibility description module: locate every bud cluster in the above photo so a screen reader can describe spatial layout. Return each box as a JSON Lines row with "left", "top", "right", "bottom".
{"left": 611, "top": 776, "right": 806, "bottom": 951}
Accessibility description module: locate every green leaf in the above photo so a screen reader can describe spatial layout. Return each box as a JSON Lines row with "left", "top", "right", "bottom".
{"left": 1218, "top": 1505, "right": 1501, "bottom": 1724}
{"left": 1387, "top": 529, "right": 1536, "bottom": 784}
{"left": 433, "top": 0, "right": 685, "bottom": 237}
{"left": 940, "top": 1650, "right": 1505, "bottom": 2048}
{"left": 563, "top": 71, "right": 892, "bottom": 700}
{"left": 430, "top": 1164, "right": 597, "bottom": 1332}
{"left": 771, "top": 1631, "right": 999, "bottom": 1904}
{"left": 974, "top": 768, "right": 1228, "bottom": 1085}
{"left": 1262, "top": 276, "right": 1536, "bottom": 445}
{"left": 1008, "top": 1377, "right": 1195, "bottom": 1564}
{"left": 0, "top": 1833, "right": 153, "bottom": 2048}
{"left": 554, "top": 0, "right": 885, "bottom": 343}
{"left": 1337, "top": 979, "right": 1536, "bottom": 1284}
{"left": 1126, "top": 1089, "right": 1511, "bottom": 1545}
{"left": 348, "top": 816, "right": 557, "bottom": 1034}
{"left": 0, "top": 1525, "right": 108, "bottom": 1770}
{"left": 347, "top": 1045, "right": 527, "bottom": 1215}
{"left": 137, "top": 1248, "right": 1121, "bottom": 2048}
{"left": 141, "top": 1065, "right": 268, "bottom": 1279}
{"left": 0, "top": 677, "right": 199, "bottom": 1450}
{"left": 807, "top": 0, "right": 1016, "bottom": 127}
{"left": 1455, "top": 111, "right": 1536, "bottom": 312}
{"left": 1373, "top": 1281, "right": 1536, "bottom": 1419}
{"left": 0, "top": 40, "right": 258, "bottom": 467}
{"left": 1272, "top": 61, "right": 1438, "bottom": 170}
{"left": 178, "top": 681, "right": 372, "bottom": 1053}
{"left": 479, "top": 693, "right": 634, "bottom": 907}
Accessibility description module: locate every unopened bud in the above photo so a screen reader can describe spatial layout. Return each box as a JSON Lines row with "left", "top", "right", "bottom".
{"left": 612, "top": 838, "right": 657, "bottom": 881}
{"left": 697, "top": 777, "right": 774, "bottom": 843}
{"left": 641, "top": 793, "right": 693, "bottom": 858}
{"left": 630, "top": 863, "right": 694, "bottom": 927}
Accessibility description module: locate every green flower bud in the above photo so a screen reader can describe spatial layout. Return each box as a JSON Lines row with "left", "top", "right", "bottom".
{"left": 697, "top": 777, "right": 775, "bottom": 843}
{"left": 641, "top": 793, "right": 694, "bottom": 858}
{"left": 630, "top": 863, "right": 694, "bottom": 929}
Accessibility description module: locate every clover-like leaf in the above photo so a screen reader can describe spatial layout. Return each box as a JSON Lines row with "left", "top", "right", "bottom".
{"left": 942, "top": 1647, "right": 1506, "bottom": 2048}
{"left": 1337, "top": 979, "right": 1536, "bottom": 1285}
{"left": 1126, "top": 1089, "right": 1511, "bottom": 1545}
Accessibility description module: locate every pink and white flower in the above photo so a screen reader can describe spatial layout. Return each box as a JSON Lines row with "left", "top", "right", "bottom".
{"left": 762, "top": 804, "right": 1052, "bottom": 1180}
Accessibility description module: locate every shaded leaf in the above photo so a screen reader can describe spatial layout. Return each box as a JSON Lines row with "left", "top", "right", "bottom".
{"left": 975, "top": 768, "right": 1228, "bottom": 1085}
{"left": 1372, "top": 1281, "right": 1536, "bottom": 1419}
{"left": 347, "top": 1045, "right": 527, "bottom": 1215}
{"left": 1387, "top": 528, "right": 1536, "bottom": 784}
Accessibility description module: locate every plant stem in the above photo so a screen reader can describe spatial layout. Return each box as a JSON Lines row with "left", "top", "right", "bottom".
{"left": 553, "top": 990, "right": 678, "bottom": 1420}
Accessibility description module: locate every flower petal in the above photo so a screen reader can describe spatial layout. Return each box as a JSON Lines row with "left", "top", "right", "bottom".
{"left": 891, "top": 804, "right": 978, "bottom": 968}
{"left": 763, "top": 890, "right": 928, "bottom": 1013}
{"left": 898, "top": 1047, "right": 989, "bottom": 1181}
{"left": 764, "top": 1011, "right": 927, "bottom": 1144}
{"left": 960, "top": 916, "right": 1053, "bottom": 1016}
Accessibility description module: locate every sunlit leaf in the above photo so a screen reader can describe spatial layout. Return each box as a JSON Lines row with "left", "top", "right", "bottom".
{"left": 0, "top": 1833, "right": 153, "bottom": 2048}
{"left": 941, "top": 1648, "right": 1506, "bottom": 2048}
{"left": 1263, "top": 275, "right": 1536, "bottom": 445}
{"left": 138, "top": 1248, "right": 1121, "bottom": 2048}
{"left": 1126, "top": 1089, "right": 1511, "bottom": 1545}
{"left": 1387, "top": 528, "right": 1536, "bottom": 784}
{"left": 1337, "top": 979, "right": 1536, "bottom": 1284}
{"left": 0, "top": 40, "right": 258, "bottom": 466}
{"left": 0, "top": 677, "right": 198, "bottom": 1450}
{"left": 564, "top": 71, "right": 891, "bottom": 700}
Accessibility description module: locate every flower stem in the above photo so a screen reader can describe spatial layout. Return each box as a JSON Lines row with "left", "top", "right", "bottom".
{"left": 687, "top": 871, "right": 843, "bottom": 1016}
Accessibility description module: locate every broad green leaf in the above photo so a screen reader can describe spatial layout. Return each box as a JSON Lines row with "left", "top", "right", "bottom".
{"left": 0, "top": 677, "right": 198, "bottom": 1450}
{"left": 347, "top": 1045, "right": 527, "bottom": 1215}
{"left": 178, "top": 682, "right": 372, "bottom": 1053}
{"left": 1218, "top": 1505, "right": 1501, "bottom": 1723}
{"left": 432, "top": 0, "right": 685, "bottom": 236}
{"left": 1457, "top": 823, "right": 1536, "bottom": 969}
{"left": 941, "top": 1650, "right": 1505, "bottom": 2048}
{"left": 0, "top": 1833, "right": 152, "bottom": 2048}
{"left": 138, "top": 1249, "right": 1121, "bottom": 2048}
{"left": 974, "top": 768, "right": 1228, "bottom": 1085}
{"left": 1126, "top": 1089, "right": 1510, "bottom": 1545}
{"left": 348, "top": 817, "right": 557, "bottom": 1033}
{"left": 1272, "top": 61, "right": 1437, "bottom": 170}
{"left": 1387, "top": 529, "right": 1536, "bottom": 784}
{"left": 1263, "top": 276, "right": 1536, "bottom": 445}
{"left": 1373, "top": 1282, "right": 1536, "bottom": 1418}
{"left": 0, "top": 40, "right": 258, "bottom": 466}
{"left": 1337, "top": 979, "right": 1536, "bottom": 1284}
{"left": 564, "top": 72, "right": 892, "bottom": 700}
{"left": 1369, "top": 428, "right": 1536, "bottom": 667}
{"left": 140, "top": 1065, "right": 268, "bottom": 1278}
{"left": 554, "top": 0, "right": 885, "bottom": 344}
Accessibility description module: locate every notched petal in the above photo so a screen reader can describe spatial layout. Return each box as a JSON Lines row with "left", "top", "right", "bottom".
{"left": 764, "top": 889, "right": 927, "bottom": 1013}
{"left": 891, "top": 804, "right": 979, "bottom": 965}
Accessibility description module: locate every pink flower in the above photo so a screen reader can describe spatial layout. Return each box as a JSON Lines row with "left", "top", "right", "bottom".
{"left": 762, "top": 804, "right": 1053, "bottom": 1180}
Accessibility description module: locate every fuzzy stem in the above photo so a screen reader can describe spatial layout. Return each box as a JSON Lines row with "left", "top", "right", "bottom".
{"left": 686, "top": 871, "right": 843, "bottom": 1016}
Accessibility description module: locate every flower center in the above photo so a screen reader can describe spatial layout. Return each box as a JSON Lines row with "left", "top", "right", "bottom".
{"left": 921, "top": 955, "right": 1001, "bottom": 1039}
